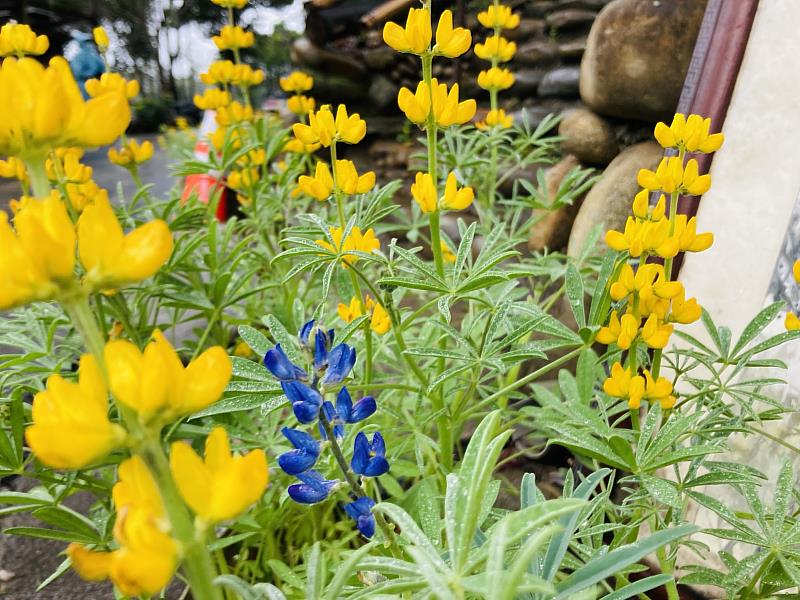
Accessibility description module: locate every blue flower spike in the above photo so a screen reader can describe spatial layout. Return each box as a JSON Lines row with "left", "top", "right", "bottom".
{"left": 337, "top": 387, "right": 376, "bottom": 423}
{"left": 287, "top": 470, "right": 339, "bottom": 504}
{"left": 345, "top": 497, "right": 376, "bottom": 538}
{"left": 321, "top": 343, "right": 357, "bottom": 386}
{"left": 264, "top": 344, "right": 307, "bottom": 382}
{"left": 299, "top": 320, "right": 315, "bottom": 348}
{"left": 281, "top": 380, "right": 324, "bottom": 423}
{"left": 351, "top": 432, "right": 389, "bottom": 477}
{"left": 278, "top": 427, "right": 321, "bottom": 475}
{"left": 319, "top": 401, "right": 345, "bottom": 440}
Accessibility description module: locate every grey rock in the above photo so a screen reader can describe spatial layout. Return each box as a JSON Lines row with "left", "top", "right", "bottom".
{"left": 513, "top": 69, "right": 547, "bottom": 95}
{"left": 363, "top": 46, "right": 395, "bottom": 71}
{"left": 516, "top": 39, "right": 560, "bottom": 66}
{"left": 292, "top": 37, "right": 367, "bottom": 80}
{"left": 369, "top": 75, "right": 397, "bottom": 109}
{"left": 558, "top": 37, "right": 587, "bottom": 58}
{"left": 580, "top": 0, "right": 708, "bottom": 121}
{"left": 538, "top": 66, "right": 581, "bottom": 97}
{"left": 504, "top": 18, "right": 546, "bottom": 41}
{"left": 558, "top": 108, "right": 618, "bottom": 165}
{"left": 546, "top": 8, "right": 598, "bottom": 30}
{"left": 567, "top": 141, "right": 663, "bottom": 257}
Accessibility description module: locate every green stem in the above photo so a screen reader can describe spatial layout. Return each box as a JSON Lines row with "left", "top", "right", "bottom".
{"left": 429, "top": 211, "right": 445, "bottom": 279}
{"left": 25, "top": 156, "right": 50, "bottom": 197}
{"left": 364, "top": 323, "right": 373, "bottom": 385}
{"left": 330, "top": 142, "right": 346, "bottom": 229}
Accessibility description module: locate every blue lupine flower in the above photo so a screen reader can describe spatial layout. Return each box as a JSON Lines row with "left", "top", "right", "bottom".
{"left": 264, "top": 344, "right": 307, "bottom": 381}
{"left": 336, "top": 387, "right": 376, "bottom": 423}
{"left": 344, "top": 497, "right": 376, "bottom": 538}
{"left": 287, "top": 470, "right": 339, "bottom": 504}
{"left": 321, "top": 343, "right": 356, "bottom": 385}
{"left": 351, "top": 432, "right": 389, "bottom": 477}
{"left": 278, "top": 427, "right": 321, "bottom": 475}
{"left": 281, "top": 380, "right": 323, "bottom": 423}
{"left": 299, "top": 320, "right": 315, "bottom": 347}
{"left": 319, "top": 401, "right": 345, "bottom": 440}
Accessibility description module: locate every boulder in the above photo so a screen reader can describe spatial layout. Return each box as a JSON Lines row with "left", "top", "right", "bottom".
{"left": 546, "top": 8, "right": 598, "bottom": 30}
{"left": 558, "top": 108, "right": 618, "bottom": 165}
{"left": 558, "top": 36, "right": 588, "bottom": 58}
{"left": 529, "top": 155, "right": 585, "bottom": 252}
{"left": 538, "top": 66, "right": 581, "bottom": 97}
{"left": 503, "top": 19, "right": 547, "bottom": 41}
{"left": 580, "top": 0, "right": 708, "bottom": 121}
{"left": 369, "top": 75, "right": 397, "bottom": 109}
{"left": 567, "top": 141, "right": 662, "bottom": 257}
{"left": 292, "top": 37, "right": 367, "bottom": 80}
{"left": 516, "top": 39, "right": 560, "bottom": 66}
{"left": 513, "top": 69, "right": 547, "bottom": 96}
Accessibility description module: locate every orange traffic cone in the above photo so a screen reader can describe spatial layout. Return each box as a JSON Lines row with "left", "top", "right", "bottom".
{"left": 181, "top": 111, "right": 228, "bottom": 221}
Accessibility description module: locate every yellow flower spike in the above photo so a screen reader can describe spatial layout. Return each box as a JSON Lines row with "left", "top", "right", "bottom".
{"left": 642, "top": 370, "right": 676, "bottom": 409}
{"left": 93, "top": 26, "right": 109, "bottom": 52}
{"left": 637, "top": 157, "right": 711, "bottom": 196}
{"left": 411, "top": 172, "right": 437, "bottom": 213}
{"left": 215, "top": 101, "right": 254, "bottom": 127}
{"left": 108, "top": 139, "right": 154, "bottom": 169}
{"left": 370, "top": 301, "right": 391, "bottom": 335}
{"left": 287, "top": 95, "right": 315, "bottom": 116}
{"left": 609, "top": 263, "right": 636, "bottom": 302}
{"left": 605, "top": 217, "right": 645, "bottom": 257}
{"left": 212, "top": 25, "right": 254, "bottom": 51}
{"left": 335, "top": 159, "right": 375, "bottom": 195}
{"left": 231, "top": 63, "right": 264, "bottom": 87}
{"left": 649, "top": 269, "right": 683, "bottom": 300}
{"left": 104, "top": 330, "right": 232, "bottom": 424}
{"left": 280, "top": 71, "right": 314, "bottom": 93}
{"left": 654, "top": 113, "right": 724, "bottom": 153}
{"left": 64, "top": 180, "right": 108, "bottom": 213}
{"left": 26, "top": 354, "right": 126, "bottom": 469}
{"left": 77, "top": 195, "right": 172, "bottom": 292}
{"left": 67, "top": 544, "right": 113, "bottom": 582}
{"left": 785, "top": 312, "right": 800, "bottom": 331}
{"left": 477, "top": 4, "right": 520, "bottom": 30}
{"left": 640, "top": 313, "right": 673, "bottom": 349}
{"left": 681, "top": 158, "right": 712, "bottom": 195}
{"left": 434, "top": 10, "right": 471, "bottom": 58}
{"left": 441, "top": 241, "right": 456, "bottom": 263}
{"left": 672, "top": 214, "right": 713, "bottom": 253}
{"left": 383, "top": 7, "right": 432, "bottom": 55}
{"left": 397, "top": 81, "right": 431, "bottom": 125}
{"left": 669, "top": 290, "right": 702, "bottom": 324}
{"left": 0, "top": 23, "right": 49, "bottom": 57}
{"left": 292, "top": 105, "right": 366, "bottom": 147}
{"left": 316, "top": 226, "right": 380, "bottom": 266}
{"left": 0, "top": 192, "right": 75, "bottom": 311}
{"left": 0, "top": 57, "right": 131, "bottom": 157}
{"left": 200, "top": 60, "right": 236, "bottom": 85}
{"left": 474, "top": 35, "right": 517, "bottom": 63}
{"left": 440, "top": 172, "right": 474, "bottom": 210}
{"left": 227, "top": 168, "right": 259, "bottom": 192}
{"left": 193, "top": 88, "right": 231, "bottom": 110}
{"left": 170, "top": 427, "right": 268, "bottom": 524}
{"left": 334, "top": 104, "right": 367, "bottom": 144}
{"left": 477, "top": 67, "right": 515, "bottom": 92}
{"left": 596, "top": 311, "right": 638, "bottom": 350}
{"left": 53, "top": 153, "right": 93, "bottom": 183}
{"left": 431, "top": 79, "right": 476, "bottom": 127}
{"left": 632, "top": 189, "right": 661, "bottom": 220}
{"left": 793, "top": 259, "right": 800, "bottom": 284}
{"left": 0, "top": 156, "right": 28, "bottom": 182}
{"left": 476, "top": 108, "right": 514, "bottom": 130}
{"left": 85, "top": 72, "right": 140, "bottom": 100}
{"left": 297, "top": 161, "right": 334, "bottom": 201}
{"left": 338, "top": 296, "right": 363, "bottom": 323}
{"left": 603, "top": 362, "right": 645, "bottom": 410}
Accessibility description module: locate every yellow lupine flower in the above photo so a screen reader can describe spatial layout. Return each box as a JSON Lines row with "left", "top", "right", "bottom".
{"left": 47, "top": 152, "right": 93, "bottom": 184}
{"left": 67, "top": 544, "right": 112, "bottom": 582}
{"left": 85, "top": 72, "right": 140, "bottom": 99}
{"left": 794, "top": 259, "right": 800, "bottom": 283}
{"left": 210, "top": 0, "right": 247, "bottom": 7}
{"left": 236, "top": 148, "right": 266, "bottom": 168}
{"left": 287, "top": 94, "right": 315, "bottom": 115}
{"left": 227, "top": 167, "right": 259, "bottom": 191}
{"left": 337, "top": 295, "right": 391, "bottom": 335}
{"left": 431, "top": 79, "right": 476, "bottom": 127}
{"left": 654, "top": 113, "right": 724, "bottom": 153}
{"left": 0, "top": 156, "right": 27, "bottom": 182}
{"left": 610, "top": 264, "right": 682, "bottom": 303}
{"left": 170, "top": 427, "right": 268, "bottom": 524}
{"left": 383, "top": 7, "right": 431, "bottom": 55}
{"left": 369, "top": 299, "right": 391, "bottom": 334}
{"left": 0, "top": 192, "right": 75, "bottom": 311}
{"left": 603, "top": 362, "right": 645, "bottom": 410}
{"left": 280, "top": 71, "right": 313, "bottom": 93}
{"left": 397, "top": 81, "right": 431, "bottom": 125}
{"left": 104, "top": 330, "right": 232, "bottom": 424}
{"left": 317, "top": 226, "right": 380, "bottom": 266}
{"left": 605, "top": 216, "right": 679, "bottom": 259}
{"left": 26, "top": 354, "right": 126, "bottom": 469}
{"left": 631, "top": 189, "right": 666, "bottom": 220}
{"left": 64, "top": 179, "right": 108, "bottom": 212}
{"left": 434, "top": 10, "right": 471, "bottom": 58}
{"left": 638, "top": 157, "right": 711, "bottom": 196}
{"left": 411, "top": 172, "right": 437, "bottom": 213}
{"left": 335, "top": 159, "right": 375, "bottom": 195}
{"left": 476, "top": 108, "right": 513, "bottom": 130}
{"left": 477, "top": 66, "right": 515, "bottom": 91}
{"left": 297, "top": 161, "right": 334, "bottom": 201}
{"left": 0, "top": 22, "right": 48, "bottom": 57}
{"left": 292, "top": 105, "right": 366, "bottom": 147}
{"left": 193, "top": 88, "right": 231, "bottom": 110}
{"left": 112, "top": 455, "right": 165, "bottom": 518}
{"left": 596, "top": 310, "right": 638, "bottom": 349}
{"left": 212, "top": 25, "right": 254, "bottom": 51}
{"left": 477, "top": 4, "right": 520, "bottom": 30}
{"left": 441, "top": 241, "right": 456, "bottom": 263}
{"left": 640, "top": 314, "right": 673, "bottom": 349}
{"left": 642, "top": 370, "right": 676, "bottom": 409}
{"left": 669, "top": 290, "right": 701, "bottom": 324}
{"left": 215, "top": 101, "right": 254, "bottom": 127}
{"left": 671, "top": 214, "right": 713, "bottom": 253}
{"left": 786, "top": 312, "right": 800, "bottom": 331}
{"left": 93, "top": 26, "right": 109, "bottom": 52}
{"left": 108, "top": 139, "right": 154, "bottom": 169}
{"left": 200, "top": 60, "right": 236, "bottom": 85}
{"left": 0, "top": 57, "right": 131, "bottom": 158}
{"left": 440, "top": 172, "right": 474, "bottom": 210}
{"left": 474, "top": 35, "right": 516, "bottom": 62}
{"left": 77, "top": 196, "right": 173, "bottom": 291}
{"left": 231, "top": 63, "right": 264, "bottom": 87}
{"left": 338, "top": 296, "right": 362, "bottom": 323}
{"left": 284, "top": 138, "right": 321, "bottom": 154}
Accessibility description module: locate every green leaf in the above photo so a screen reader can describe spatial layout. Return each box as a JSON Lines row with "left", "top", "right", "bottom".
{"left": 731, "top": 301, "right": 784, "bottom": 357}
{"left": 565, "top": 262, "right": 586, "bottom": 328}
{"left": 4, "top": 526, "right": 96, "bottom": 544}
{"left": 600, "top": 574, "right": 673, "bottom": 599}
{"left": 306, "top": 542, "right": 325, "bottom": 600}
{"left": 639, "top": 475, "right": 681, "bottom": 509}
{"left": 238, "top": 325, "right": 271, "bottom": 357}
{"left": 231, "top": 357, "right": 273, "bottom": 382}
{"left": 190, "top": 394, "right": 284, "bottom": 419}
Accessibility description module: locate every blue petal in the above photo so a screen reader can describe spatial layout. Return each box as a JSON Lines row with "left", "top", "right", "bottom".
{"left": 350, "top": 396, "right": 376, "bottom": 423}
{"left": 281, "top": 427, "right": 320, "bottom": 453}
{"left": 344, "top": 497, "right": 376, "bottom": 537}
{"left": 351, "top": 432, "right": 370, "bottom": 475}
{"left": 264, "top": 345, "right": 307, "bottom": 381}
{"left": 336, "top": 387, "right": 353, "bottom": 422}
{"left": 313, "top": 328, "right": 331, "bottom": 371}
{"left": 299, "top": 320, "right": 315, "bottom": 346}
{"left": 322, "top": 344, "right": 356, "bottom": 385}
{"left": 363, "top": 456, "right": 390, "bottom": 477}
{"left": 281, "top": 381, "right": 323, "bottom": 407}
{"left": 357, "top": 515, "right": 376, "bottom": 538}
{"left": 278, "top": 449, "right": 318, "bottom": 475}
{"left": 293, "top": 401, "right": 321, "bottom": 424}
{"left": 288, "top": 483, "right": 329, "bottom": 504}
{"left": 370, "top": 432, "right": 386, "bottom": 457}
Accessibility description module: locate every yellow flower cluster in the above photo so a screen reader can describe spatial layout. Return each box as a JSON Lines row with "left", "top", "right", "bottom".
{"left": 212, "top": 25, "right": 254, "bottom": 51}
{"left": 85, "top": 72, "right": 140, "bottom": 100}
{"left": 411, "top": 171, "right": 474, "bottom": 213}
{"left": 293, "top": 104, "right": 366, "bottom": 148}
{"left": 201, "top": 60, "right": 264, "bottom": 88}
{"left": 785, "top": 260, "right": 800, "bottom": 330}
{"left": 93, "top": 26, "right": 109, "bottom": 53}
{"left": 281, "top": 70, "right": 316, "bottom": 117}
{"left": 338, "top": 295, "right": 391, "bottom": 335}
{"left": 398, "top": 78, "right": 476, "bottom": 128}
{"left": 317, "top": 226, "right": 380, "bottom": 267}
{"left": 297, "top": 160, "right": 375, "bottom": 201}
{"left": 108, "top": 138, "right": 154, "bottom": 169}
{"left": 600, "top": 113, "right": 723, "bottom": 411}
{"left": 474, "top": 2, "right": 518, "bottom": 129}
{"left": 0, "top": 22, "right": 48, "bottom": 57}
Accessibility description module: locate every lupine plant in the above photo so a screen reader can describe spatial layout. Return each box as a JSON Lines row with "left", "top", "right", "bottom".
{"left": 0, "top": 1, "right": 798, "bottom": 599}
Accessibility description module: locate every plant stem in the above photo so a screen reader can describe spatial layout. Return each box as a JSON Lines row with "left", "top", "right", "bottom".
{"left": 25, "top": 155, "right": 50, "bottom": 198}
{"left": 330, "top": 141, "right": 346, "bottom": 229}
